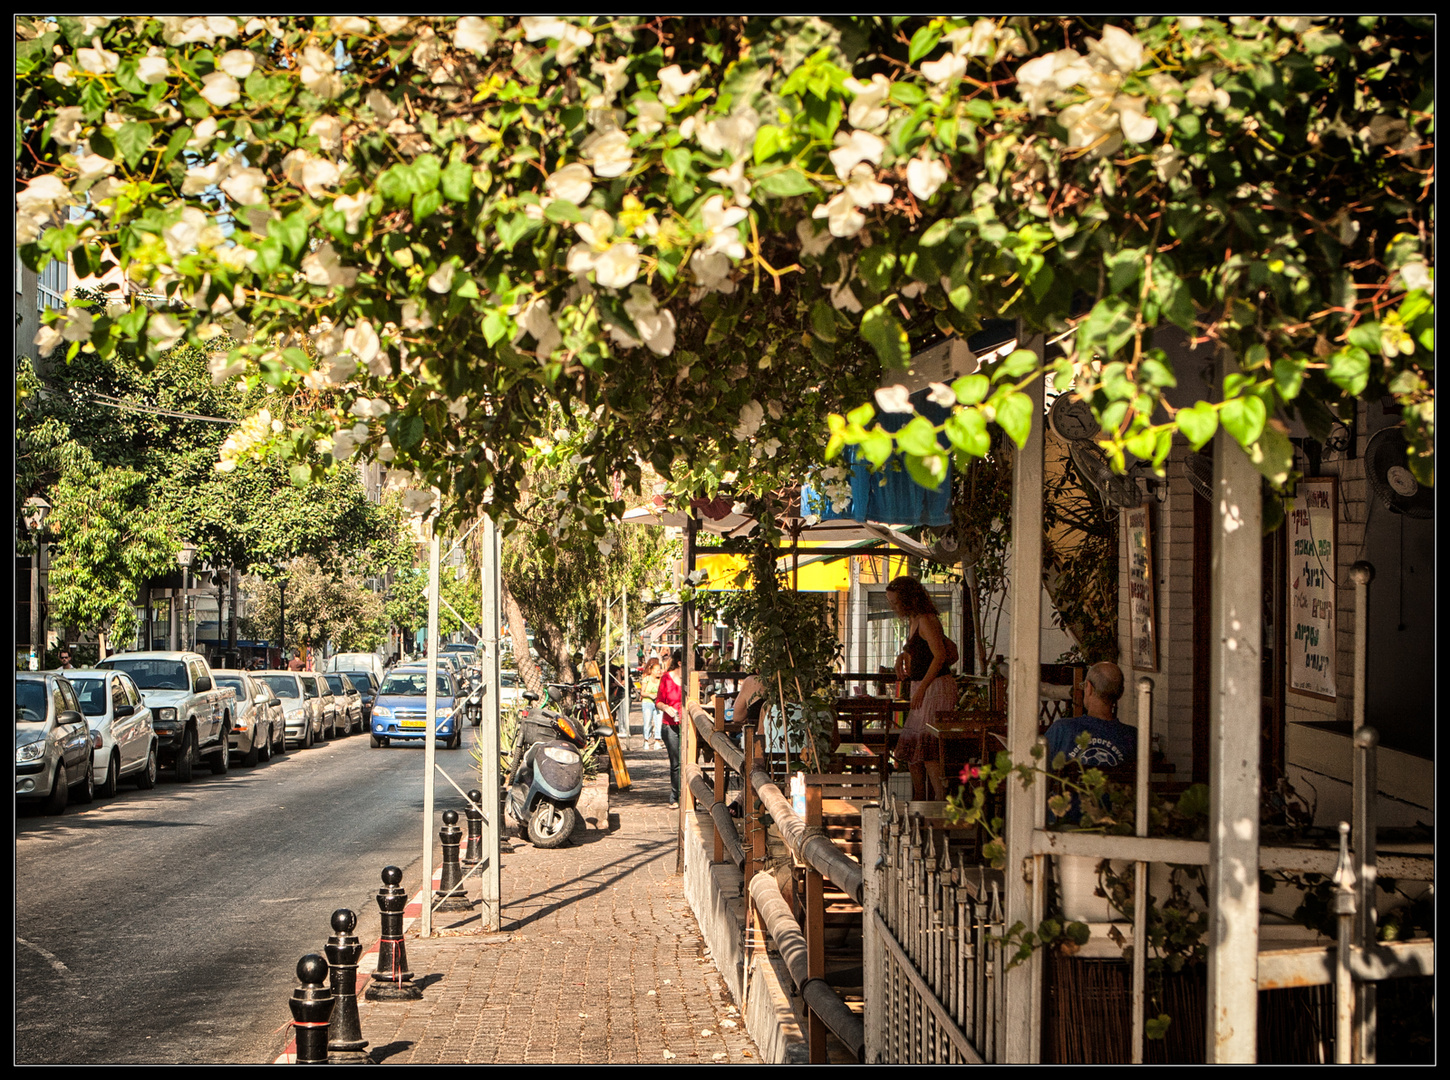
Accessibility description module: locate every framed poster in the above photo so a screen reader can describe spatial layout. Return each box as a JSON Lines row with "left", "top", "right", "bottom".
{"left": 1125, "top": 503, "right": 1158, "bottom": 672}
{"left": 1287, "top": 477, "right": 1338, "bottom": 700}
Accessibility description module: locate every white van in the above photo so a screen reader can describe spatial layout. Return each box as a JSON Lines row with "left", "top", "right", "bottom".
{"left": 325, "top": 652, "right": 385, "bottom": 681}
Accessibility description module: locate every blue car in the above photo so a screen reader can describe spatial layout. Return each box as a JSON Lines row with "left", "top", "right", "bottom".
{"left": 369, "top": 668, "right": 462, "bottom": 749}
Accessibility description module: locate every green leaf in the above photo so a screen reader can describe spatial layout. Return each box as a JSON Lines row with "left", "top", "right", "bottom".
{"left": 1219, "top": 394, "right": 1266, "bottom": 448}
{"left": 440, "top": 159, "right": 473, "bottom": 202}
{"left": 859, "top": 427, "right": 893, "bottom": 468}
{"left": 995, "top": 392, "right": 1033, "bottom": 449}
{"left": 1175, "top": 402, "right": 1218, "bottom": 450}
{"left": 1076, "top": 296, "right": 1136, "bottom": 360}
{"left": 944, "top": 407, "right": 989, "bottom": 457}
{"left": 904, "top": 452, "right": 947, "bottom": 490}
{"left": 1346, "top": 322, "right": 1381, "bottom": 353}
{"left": 115, "top": 123, "right": 154, "bottom": 171}
{"left": 159, "top": 126, "right": 191, "bottom": 167}
{"left": 861, "top": 303, "right": 910, "bottom": 368}
{"left": 1138, "top": 354, "right": 1178, "bottom": 389}
{"left": 857, "top": 245, "right": 897, "bottom": 293}
{"left": 752, "top": 124, "right": 785, "bottom": 163}
{"left": 992, "top": 348, "right": 1038, "bottom": 382}
{"left": 411, "top": 153, "right": 441, "bottom": 192}
{"left": 754, "top": 168, "right": 815, "bottom": 197}
{"left": 952, "top": 373, "right": 989, "bottom": 405}
{"left": 897, "top": 415, "right": 939, "bottom": 457}
{"left": 810, "top": 299, "right": 837, "bottom": 343}
{"left": 1146, "top": 1015, "right": 1172, "bottom": 1041}
{"left": 846, "top": 402, "right": 875, "bottom": 428}
{"left": 495, "top": 212, "right": 539, "bottom": 252}
{"left": 544, "top": 198, "right": 583, "bottom": 223}
{"left": 412, "top": 188, "right": 443, "bottom": 221}
{"left": 1247, "top": 423, "right": 1294, "bottom": 487}
{"left": 920, "top": 217, "right": 956, "bottom": 247}
{"left": 377, "top": 163, "right": 418, "bottom": 204}
{"left": 662, "top": 146, "right": 692, "bottom": 178}
{"left": 908, "top": 24, "right": 943, "bottom": 64}
{"left": 1272, "top": 357, "right": 1305, "bottom": 400}
{"left": 272, "top": 211, "right": 309, "bottom": 258}
{"left": 1326, "top": 346, "right": 1370, "bottom": 396}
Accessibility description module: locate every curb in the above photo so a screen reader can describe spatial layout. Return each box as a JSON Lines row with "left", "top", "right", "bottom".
{"left": 273, "top": 868, "right": 437, "bottom": 1064}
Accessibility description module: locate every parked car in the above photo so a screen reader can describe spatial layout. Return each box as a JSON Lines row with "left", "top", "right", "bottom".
{"left": 255, "top": 671, "right": 322, "bottom": 749}
{"left": 16, "top": 672, "right": 95, "bottom": 812}
{"left": 500, "top": 670, "right": 522, "bottom": 709}
{"left": 65, "top": 668, "right": 159, "bottom": 796}
{"left": 325, "top": 651, "right": 386, "bottom": 681}
{"left": 338, "top": 670, "right": 380, "bottom": 725}
{"left": 369, "top": 668, "right": 462, "bottom": 749}
{"left": 213, "top": 670, "right": 286, "bottom": 766}
{"left": 97, "top": 651, "right": 235, "bottom": 783}
{"left": 304, "top": 671, "right": 343, "bottom": 739}
{"left": 324, "top": 673, "right": 364, "bottom": 735}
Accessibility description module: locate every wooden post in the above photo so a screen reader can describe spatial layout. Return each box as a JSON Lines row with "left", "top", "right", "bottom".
{"left": 713, "top": 693, "right": 726, "bottom": 865}
{"left": 1205, "top": 349, "right": 1262, "bottom": 1063}
{"left": 1002, "top": 331, "right": 1045, "bottom": 1063}
{"left": 805, "top": 780, "right": 827, "bottom": 1063}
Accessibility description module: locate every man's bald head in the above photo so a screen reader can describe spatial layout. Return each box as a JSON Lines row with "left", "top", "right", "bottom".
{"left": 1086, "top": 661, "right": 1124, "bottom": 706}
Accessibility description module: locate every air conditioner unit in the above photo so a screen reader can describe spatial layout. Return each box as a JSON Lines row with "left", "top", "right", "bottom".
{"left": 879, "top": 337, "right": 978, "bottom": 395}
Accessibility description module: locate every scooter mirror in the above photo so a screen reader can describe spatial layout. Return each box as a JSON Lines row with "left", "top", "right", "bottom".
{"left": 591, "top": 725, "right": 615, "bottom": 739}
{"left": 522, "top": 690, "right": 540, "bottom": 702}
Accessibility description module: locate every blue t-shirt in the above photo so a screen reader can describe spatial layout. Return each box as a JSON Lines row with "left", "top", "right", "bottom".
{"left": 1045, "top": 714, "right": 1136, "bottom": 771}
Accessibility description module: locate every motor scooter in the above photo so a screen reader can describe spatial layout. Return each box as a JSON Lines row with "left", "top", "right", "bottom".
{"left": 504, "top": 690, "right": 612, "bottom": 848}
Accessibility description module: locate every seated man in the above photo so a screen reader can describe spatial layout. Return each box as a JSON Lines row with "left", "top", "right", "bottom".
{"left": 1044, "top": 661, "right": 1136, "bottom": 771}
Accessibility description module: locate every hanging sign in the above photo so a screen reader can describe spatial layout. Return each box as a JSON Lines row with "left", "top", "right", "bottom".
{"left": 1287, "top": 477, "right": 1338, "bottom": 700}
{"left": 1125, "top": 503, "right": 1158, "bottom": 672}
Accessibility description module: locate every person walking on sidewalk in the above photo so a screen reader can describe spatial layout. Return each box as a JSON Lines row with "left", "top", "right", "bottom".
{"left": 639, "top": 657, "right": 663, "bottom": 751}
{"left": 656, "top": 651, "right": 684, "bottom": 808}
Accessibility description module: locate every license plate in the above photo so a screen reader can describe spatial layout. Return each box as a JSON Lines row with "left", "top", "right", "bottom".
{"left": 400, "top": 720, "right": 426, "bottom": 729}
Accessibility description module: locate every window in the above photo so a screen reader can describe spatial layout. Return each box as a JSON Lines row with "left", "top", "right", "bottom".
{"left": 36, "top": 257, "right": 67, "bottom": 311}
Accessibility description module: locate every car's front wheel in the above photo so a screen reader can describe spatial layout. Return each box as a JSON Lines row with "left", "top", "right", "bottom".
{"left": 97, "top": 751, "right": 119, "bottom": 799}
{"left": 174, "top": 728, "right": 196, "bottom": 783}
{"left": 134, "top": 744, "right": 158, "bottom": 789}
{"left": 43, "top": 764, "right": 68, "bottom": 815}
{"left": 73, "top": 758, "right": 95, "bottom": 804}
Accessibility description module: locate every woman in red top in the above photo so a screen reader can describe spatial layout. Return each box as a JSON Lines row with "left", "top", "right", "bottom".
{"left": 887, "top": 575, "right": 958, "bottom": 800}
{"left": 656, "top": 650, "right": 684, "bottom": 808}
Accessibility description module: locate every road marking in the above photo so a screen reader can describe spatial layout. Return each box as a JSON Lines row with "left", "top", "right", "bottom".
{"left": 18, "top": 937, "right": 73, "bottom": 978}
{"left": 259, "top": 897, "right": 305, "bottom": 903}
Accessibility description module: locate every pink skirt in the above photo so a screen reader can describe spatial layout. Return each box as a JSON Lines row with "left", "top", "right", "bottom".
{"left": 894, "top": 677, "right": 959, "bottom": 765}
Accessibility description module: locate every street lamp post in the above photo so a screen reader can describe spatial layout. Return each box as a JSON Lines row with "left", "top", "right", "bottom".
{"left": 24, "top": 496, "right": 51, "bottom": 670}
{"left": 276, "top": 565, "right": 290, "bottom": 667}
{"left": 177, "top": 543, "right": 197, "bottom": 652}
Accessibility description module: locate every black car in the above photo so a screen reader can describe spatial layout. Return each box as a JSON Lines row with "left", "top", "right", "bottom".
{"left": 339, "top": 670, "right": 380, "bottom": 724}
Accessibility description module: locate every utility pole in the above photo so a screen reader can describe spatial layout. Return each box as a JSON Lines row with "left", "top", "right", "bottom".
{"left": 419, "top": 520, "right": 442, "bottom": 937}
{"left": 479, "top": 514, "right": 502, "bottom": 931}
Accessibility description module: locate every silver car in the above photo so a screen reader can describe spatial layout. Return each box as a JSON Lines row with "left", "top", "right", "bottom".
{"left": 256, "top": 671, "right": 323, "bottom": 748}
{"left": 324, "top": 673, "right": 363, "bottom": 735}
{"left": 213, "top": 670, "right": 286, "bottom": 766}
{"left": 65, "top": 668, "right": 159, "bottom": 796}
{"left": 16, "top": 672, "right": 95, "bottom": 813}
{"left": 304, "top": 671, "right": 342, "bottom": 739}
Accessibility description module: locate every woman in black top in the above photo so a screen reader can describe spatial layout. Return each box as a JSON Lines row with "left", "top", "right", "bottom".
{"left": 886, "top": 575, "right": 958, "bottom": 799}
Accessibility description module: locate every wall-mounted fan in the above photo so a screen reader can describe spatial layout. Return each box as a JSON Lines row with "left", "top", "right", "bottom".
{"left": 926, "top": 524, "right": 985, "bottom": 566}
{"left": 1364, "top": 428, "right": 1433, "bottom": 519}
{"left": 1184, "top": 452, "right": 1214, "bottom": 502}
{"left": 1050, "top": 393, "right": 1144, "bottom": 509}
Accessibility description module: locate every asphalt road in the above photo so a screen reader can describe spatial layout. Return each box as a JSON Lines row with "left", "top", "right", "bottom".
{"left": 15, "top": 728, "right": 480, "bottom": 1064}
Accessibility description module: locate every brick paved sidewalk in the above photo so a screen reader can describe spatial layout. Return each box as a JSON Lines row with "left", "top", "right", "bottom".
{"left": 356, "top": 730, "right": 760, "bottom": 1065}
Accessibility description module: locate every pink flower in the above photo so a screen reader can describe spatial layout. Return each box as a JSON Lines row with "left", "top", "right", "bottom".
{"left": 959, "top": 764, "right": 982, "bottom": 783}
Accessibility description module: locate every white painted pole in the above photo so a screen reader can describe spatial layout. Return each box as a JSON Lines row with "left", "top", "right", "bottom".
{"left": 1205, "top": 349, "right": 1262, "bottom": 1062}
{"left": 480, "top": 514, "right": 502, "bottom": 931}
{"left": 1002, "top": 331, "right": 1045, "bottom": 1063}
{"left": 620, "top": 589, "right": 631, "bottom": 735}
{"left": 420, "top": 524, "right": 441, "bottom": 938}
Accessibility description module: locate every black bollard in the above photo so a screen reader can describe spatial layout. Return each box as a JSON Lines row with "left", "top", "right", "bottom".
{"left": 365, "top": 866, "right": 422, "bottom": 1001}
{"left": 289, "top": 953, "right": 335, "bottom": 1064}
{"left": 325, "top": 908, "right": 372, "bottom": 1064}
{"left": 434, "top": 809, "right": 473, "bottom": 912}
{"left": 462, "top": 789, "right": 483, "bottom": 867}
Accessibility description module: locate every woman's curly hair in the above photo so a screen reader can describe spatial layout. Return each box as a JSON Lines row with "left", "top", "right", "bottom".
{"left": 885, "top": 575, "right": 939, "bottom": 617}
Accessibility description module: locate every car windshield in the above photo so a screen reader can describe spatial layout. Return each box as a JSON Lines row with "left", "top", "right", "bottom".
{"left": 379, "top": 673, "right": 452, "bottom": 696}
{"left": 104, "top": 658, "right": 189, "bottom": 689}
{"left": 16, "top": 680, "right": 48, "bottom": 724}
{"left": 258, "top": 675, "right": 301, "bottom": 699}
{"left": 343, "top": 673, "right": 374, "bottom": 694}
{"left": 67, "top": 677, "right": 111, "bottom": 716}
{"left": 214, "top": 676, "right": 246, "bottom": 694}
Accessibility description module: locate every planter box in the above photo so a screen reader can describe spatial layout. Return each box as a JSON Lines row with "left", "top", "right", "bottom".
{"left": 576, "top": 775, "right": 610, "bottom": 831}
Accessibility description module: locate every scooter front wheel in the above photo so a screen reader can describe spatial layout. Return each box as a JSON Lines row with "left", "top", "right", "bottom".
{"left": 527, "top": 802, "right": 577, "bottom": 848}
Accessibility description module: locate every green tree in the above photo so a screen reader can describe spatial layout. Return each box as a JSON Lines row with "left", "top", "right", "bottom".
{"left": 240, "top": 553, "right": 389, "bottom": 652}
{"left": 16, "top": 16, "right": 1432, "bottom": 534}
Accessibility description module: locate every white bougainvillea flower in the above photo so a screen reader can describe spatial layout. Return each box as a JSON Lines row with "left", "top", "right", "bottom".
{"left": 875, "top": 384, "right": 914, "bottom": 414}
{"left": 1059, "top": 99, "right": 1123, "bottom": 158}
{"left": 733, "top": 399, "right": 764, "bottom": 441}
{"left": 1114, "top": 95, "right": 1158, "bottom": 143}
{"left": 74, "top": 151, "right": 116, "bottom": 188}
{"left": 813, "top": 191, "right": 866, "bottom": 238}
{"left": 330, "top": 428, "right": 360, "bottom": 461}
{"left": 350, "top": 396, "right": 392, "bottom": 419}
{"left": 219, "top": 49, "right": 256, "bottom": 79}
{"left": 208, "top": 350, "right": 247, "bottom": 384}
{"left": 828, "top": 129, "right": 886, "bottom": 179}
{"left": 634, "top": 100, "right": 666, "bottom": 135}
{"left": 399, "top": 301, "right": 433, "bottom": 332}
{"left": 946, "top": 17, "right": 999, "bottom": 58}
{"left": 147, "top": 313, "right": 186, "bottom": 352}
{"left": 199, "top": 71, "right": 242, "bottom": 109}
{"left": 574, "top": 209, "right": 615, "bottom": 248}
{"left": 795, "top": 218, "right": 833, "bottom": 258}
{"left": 302, "top": 242, "right": 358, "bottom": 287}
{"left": 53, "top": 61, "right": 77, "bottom": 86}
{"left": 1151, "top": 143, "right": 1183, "bottom": 181}
{"left": 427, "top": 261, "right": 456, "bottom": 293}
{"left": 137, "top": 55, "right": 169, "bottom": 84}
{"left": 343, "top": 319, "right": 382, "bottom": 373}
{"left": 594, "top": 242, "right": 640, "bottom": 289}
{"left": 521, "top": 16, "right": 568, "bottom": 40}
{"left": 163, "top": 206, "right": 218, "bottom": 257}
{"left": 906, "top": 155, "right": 949, "bottom": 201}
{"left": 220, "top": 165, "right": 267, "bottom": 206}
{"left": 518, "top": 298, "right": 562, "bottom": 356}
{"left": 331, "top": 15, "right": 371, "bottom": 35}
{"left": 921, "top": 51, "right": 967, "bottom": 87}
{"left": 700, "top": 195, "right": 748, "bottom": 260}
{"left": 49, "top": 107, "right": 84, "bottom": 147}
{"left": 161, "top": 16, "right": 237, "bottom": 46}
{"left": 34, "top": 324, "right": 64, "bottom": 358}
{"left": 332, "top": 192, "right": 370, "bottom": 233}
{"left": 690, "top": 250, "right": 734, "bottom": 293}
{"left": 554, "top": 24, "right": 594, "bottom": 66}
{"left": 545, "top": 162, "right": 593, "bottom": 205}
{"left": 282, "top": 149, "right": 342, "bottom": 198}
{"left": 829, "top": 279, "right": 862, "bottom": 313}
{"left": 657, "top": 64, "right": 701, "bottom": 106}
{"left": 590, "top": 55, "right": 630, "bottom": 104}
{"left": 309, "top": 115, "right": 344, "bottom": 151}
{"left": 453, "top": 15, "right": 495, "bottom": 54}
{"left": 76, "top": 38, "right": 121, "bottom": 74}
{"left": 845, "top": 163, "right": 893, "bottom": 208}
{"left": 844, "top": 73, "right": 892, "bottom": 130}
{"left": 623, "top": 286, "right": 676, "bottom": 355}
{"left": 697, "top": 106, "right": 760, "bottom": 160}
{"left": 926, "top": 382, "right": 957, "bottom": 407}
{"left": 566, "top": 242, "right": 597, "bottom": 277}
{"left": 1087, "top": 24, "right": 1144, "bottom": 75}
{"left": 401, "top": 488, "right": 436, "bottom": 516}
{"left": 1185, "top": 73, "right": 1230, "bottom": 111}
{"left": 707, "top": 160, "right": 752, "bottom": 208}
{"left": 188, "top": 117, "right": 219, "bottom": 148}
{"left": 582, "top": 127, "right": 632, "bottom": 178}
{"left": 299, "top": 45, "right": 342, "bottom": 99}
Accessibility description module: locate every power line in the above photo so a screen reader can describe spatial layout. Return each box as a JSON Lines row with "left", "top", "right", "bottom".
{"left": 80, "top": 390, "right": 239, "bottom": 425}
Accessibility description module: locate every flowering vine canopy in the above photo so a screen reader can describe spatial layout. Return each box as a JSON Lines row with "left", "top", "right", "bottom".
{"left": 16, "top": 16, "right": 1433, "bottom": 529}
